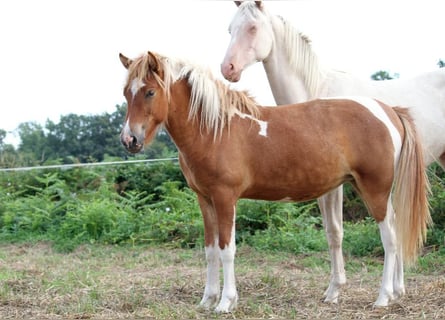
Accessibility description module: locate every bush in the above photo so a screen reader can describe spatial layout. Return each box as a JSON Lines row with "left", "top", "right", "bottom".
{"left": 238, "top": 201, "right": 328, "bottom": 254}
{"left": 0, "top": 161, "right": 444, "bottom": 258}
{"left": 343, "top": 218, "right": 382, "bottom": 257}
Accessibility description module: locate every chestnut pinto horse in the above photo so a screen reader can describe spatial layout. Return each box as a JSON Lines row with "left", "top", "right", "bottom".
{"left": 118, "top": 51, "right": 430, "bottom": 312}
{"left": 221, "top": 0, "right": 445, "bottom": 305}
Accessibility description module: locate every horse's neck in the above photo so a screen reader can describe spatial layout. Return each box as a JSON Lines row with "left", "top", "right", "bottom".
{"left": 165, "top": 81, "right": 213, "bottom": 152}
{"left": 263, "top": 16, "right": 324, "bottom": 104}
{"left": 263, "top": 51, "right": 310, "bottom": 104}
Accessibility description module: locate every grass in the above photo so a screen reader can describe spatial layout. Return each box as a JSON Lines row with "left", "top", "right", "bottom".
{"left": 0, "top": 243, "right": 444, "bottom": 319}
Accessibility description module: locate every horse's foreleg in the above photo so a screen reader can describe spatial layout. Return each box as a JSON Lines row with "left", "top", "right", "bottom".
{"left": 318, "top": 185, "right": 346, "bottom": 303}
{"left": 197, "top": 195, "right": 221, "bottom": 310}
{"left": 375, "top": 200, "right": 397, "bottom": 307}
{"left": 215, "top": 204, "right": 238, "bottom": 313}
{"left": 200, "top": 245, "right": 221, "bottom": 309}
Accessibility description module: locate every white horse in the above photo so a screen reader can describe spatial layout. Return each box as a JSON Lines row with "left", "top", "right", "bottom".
{"left": 221, "top": 1, "right": 445, "bottom": 307}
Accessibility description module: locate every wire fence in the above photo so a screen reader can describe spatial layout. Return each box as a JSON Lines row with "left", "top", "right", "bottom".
{"left": 0, "top": 157, "right": 179, "bottom": 172}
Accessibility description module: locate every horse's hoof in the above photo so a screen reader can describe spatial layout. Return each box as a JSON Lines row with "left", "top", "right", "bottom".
{"left": 324, "top": 296, "right": 339, "bottom": 304}
{"left": 199, "top": 295, "right": 219, "bottom": 310}
{"left": 214, "top": 295, "right": 238, "bottom": 313}
{"left": 373, "top": 297, "right": 390, "bottom": 307}
{"left": 323, "top": 284, "right": 341, "bottom": 304}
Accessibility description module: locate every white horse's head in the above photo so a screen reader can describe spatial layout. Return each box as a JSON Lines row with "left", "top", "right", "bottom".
{"left": 221, "top": 1, "right": 274, "bottom": 82}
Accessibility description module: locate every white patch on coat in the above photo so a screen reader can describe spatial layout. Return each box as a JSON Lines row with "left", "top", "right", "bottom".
{"left": 326, "top": 96, "right": 402, "bottom": 165}
{"left": 234, "top": 110, "right": 268, "bottom": 137}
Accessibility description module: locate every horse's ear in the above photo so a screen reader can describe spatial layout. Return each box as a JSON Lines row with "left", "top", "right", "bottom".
{"left": 119, "top": 53, "right": 132, "bottom": 69}
{"left": 234, "top": 1, "right": 263, "bottom": 9}
{"left": 147, "top": 51, "right": 160, "bottom": 73}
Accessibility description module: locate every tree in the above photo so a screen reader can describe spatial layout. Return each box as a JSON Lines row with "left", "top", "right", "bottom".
{"left": 13, "top": 103, "right": 177, "bottom": 164}
{"left": 0, "top": 129, "right": 6, "bottom": 148}
{"left": 17, "top": 122, "right": 52, "bottom": 164}
{"left": 0, "top": 129, "right": 20, "bottom": 168}
{"left": 438, "top": 59, "right": 445, "bottom": 68}
{"left": 371, "top": 70, "right": 399, "bottom": 81}
{"left": 43, "top": 106, "right": 126, "bottom": 163}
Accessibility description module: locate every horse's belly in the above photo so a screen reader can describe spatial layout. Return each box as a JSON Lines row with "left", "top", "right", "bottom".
{"left": 242, "top": 178, "right": 346, "bottom": 202}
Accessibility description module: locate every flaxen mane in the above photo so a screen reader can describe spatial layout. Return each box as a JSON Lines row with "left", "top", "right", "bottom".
{"left": 125, "top": 52, "right": 259, "bottom": 138}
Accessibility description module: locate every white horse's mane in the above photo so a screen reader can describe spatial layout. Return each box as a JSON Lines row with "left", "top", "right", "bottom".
{"left": 240, "top": 2, "right": 322, "bottom": 97}
{"left": 279, "top": 17, "right": 322, "bottom": 97}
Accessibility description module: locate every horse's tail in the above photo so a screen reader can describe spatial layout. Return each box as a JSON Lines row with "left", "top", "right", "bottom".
{"left": 392, "top": 107, "right": 432, "bottom": 264}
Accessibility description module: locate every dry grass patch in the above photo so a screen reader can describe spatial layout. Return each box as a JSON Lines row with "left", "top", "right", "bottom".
{"left": 0, "top": 243, "right": 443, "bottom": 319}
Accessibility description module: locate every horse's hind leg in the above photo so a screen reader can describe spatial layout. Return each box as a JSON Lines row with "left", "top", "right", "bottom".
{"left": 375, "top": 198, "right": 398, "bottom": 307}
{"left": 318, "top": 185, "right": 346, "bottom": 303}
{"left": 393, "top": 245, "right": 405, "bottom": 299}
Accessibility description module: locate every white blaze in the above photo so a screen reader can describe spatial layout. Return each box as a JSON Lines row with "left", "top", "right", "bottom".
{"left": 130, "top": 78, "right": 146, "bottom": 98}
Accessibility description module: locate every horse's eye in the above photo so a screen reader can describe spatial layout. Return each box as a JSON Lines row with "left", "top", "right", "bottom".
{"left": 145, "top": 89, "right": 155, "bottom": 99}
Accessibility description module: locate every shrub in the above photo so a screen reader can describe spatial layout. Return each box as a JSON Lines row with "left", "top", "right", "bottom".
{"left": 0, "top": 161, "right": 444, "bottom": 258}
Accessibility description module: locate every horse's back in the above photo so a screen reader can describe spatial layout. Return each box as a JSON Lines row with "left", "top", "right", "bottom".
{"left": 325, "top": 68, "right": 445, "bottom": 104}
{"left": 324, "top": 69, "right": 445, "bottom": 165}
{"left": 238, "top": 98, "right": 400, "bottom": 201}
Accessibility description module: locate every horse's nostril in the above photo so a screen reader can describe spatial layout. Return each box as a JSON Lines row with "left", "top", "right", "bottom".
{"left": 121, "top": 134, "right": 138, "bottom": 149}
{"left": 229, "top": 63, "right": 234, "bottom": 71}
{"left": 129, "top": 135, "right": 137, "bottom": 147}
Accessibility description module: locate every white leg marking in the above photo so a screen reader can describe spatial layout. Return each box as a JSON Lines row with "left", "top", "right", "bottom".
{"left": 199, "top": 241, "right": 221, "bottom": 310}
{"left": 393, "top": 247, "right": 405, "bottom": 299}
{"left": 215, "top": 207, "right": 238, "bottom": 313}
{"left": 375, "top": 199, "right": 397, "bottom": 307}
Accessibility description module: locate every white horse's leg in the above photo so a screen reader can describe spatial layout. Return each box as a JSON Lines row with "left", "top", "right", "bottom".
{"left": 318, "top": 185, "right": 346, "bottom": 303}
{"left": 375, "top": 200, "right": 397, "bottom": 307}
{"left": 215, "top": 207, "right": 238, "bottom": 313}
{"left": 199, "top": 243, "right": 221, "bottom": 309}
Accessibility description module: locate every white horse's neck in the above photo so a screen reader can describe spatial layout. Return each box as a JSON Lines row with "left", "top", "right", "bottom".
{"left": 263, "top": 15, "right": 324, "bottom": 105}
{"left": 262, "top": 45, "right": 310, "bottom": 105}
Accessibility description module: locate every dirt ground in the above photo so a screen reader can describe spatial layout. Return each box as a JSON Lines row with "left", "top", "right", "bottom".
{"left": 0, "top": 243, "right": 443, "bottom": 319}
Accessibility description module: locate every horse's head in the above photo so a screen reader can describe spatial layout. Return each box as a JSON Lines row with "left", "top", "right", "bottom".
{"left": 221, "top": 1, "right": 274, "bottom": 82}
{"left": 119, "top": 51, "right": 169, "bottom": 154}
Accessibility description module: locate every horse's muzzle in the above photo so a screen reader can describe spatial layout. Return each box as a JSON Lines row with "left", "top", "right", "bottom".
{"left": 121, "top": 133, "right": 143, "bottom": 154}
{"left": 221, "top": 63, "right": 241, "bottom": 82}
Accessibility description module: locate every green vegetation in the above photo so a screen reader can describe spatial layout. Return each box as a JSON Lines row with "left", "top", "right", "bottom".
{"left": 0, "top": 160, "right": 444, "bottom": 259}
{"left": 0, "top": 64, "right": 444, "bottom": 318}
{"left": 0, "top": 63, "right": 443, "bottom": 257}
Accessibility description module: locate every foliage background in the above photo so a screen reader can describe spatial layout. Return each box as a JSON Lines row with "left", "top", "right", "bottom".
{"left": 0, "top": 65, "right": 444, "bottom": 257}
{"left": 0, "top": 158, "right": 444, "bottom": 257}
